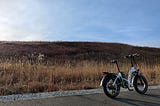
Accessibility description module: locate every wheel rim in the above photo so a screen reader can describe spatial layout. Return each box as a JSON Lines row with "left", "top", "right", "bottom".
{"left": 136, "top": 77, "right": 146, "bottom": 91}
{"left": 106, "top": 79, "right": 118, "bottom": 96}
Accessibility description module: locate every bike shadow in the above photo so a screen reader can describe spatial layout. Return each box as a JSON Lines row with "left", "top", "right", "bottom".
{"left": 144, "top": 93, "right": 160, "bottom": 99}
{"left": 114, "top": 97, "right": 160, "bottom": 106}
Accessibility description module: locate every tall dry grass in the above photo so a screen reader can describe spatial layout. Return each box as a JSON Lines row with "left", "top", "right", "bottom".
{"left": 0, "top": 60, "right": 159, "bottom": 95}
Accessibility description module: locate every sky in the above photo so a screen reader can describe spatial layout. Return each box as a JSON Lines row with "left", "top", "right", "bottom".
{"left": 0, "top": 0, "right": 160, "bottom": 47}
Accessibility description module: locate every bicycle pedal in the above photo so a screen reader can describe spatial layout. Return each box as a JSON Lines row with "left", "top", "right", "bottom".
{"left": 128, "top": 87, "right": 134, "bottom": 91}
{"left": 129, "top": 89, "right": 134, "bottom": 91}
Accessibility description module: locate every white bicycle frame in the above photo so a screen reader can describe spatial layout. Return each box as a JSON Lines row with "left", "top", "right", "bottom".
{"left": 112, "top": 66, "right": 137, "bottom": 88}
{"left": 100, "top": 54, "right": 139, "bottom": 88}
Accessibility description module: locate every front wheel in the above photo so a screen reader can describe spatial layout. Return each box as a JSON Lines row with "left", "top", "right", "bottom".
{"left": 133, "top": 74, "right": 148, "bottom": 94}
{"left": 102, "top": 75, "right": 120, "bottom": 98}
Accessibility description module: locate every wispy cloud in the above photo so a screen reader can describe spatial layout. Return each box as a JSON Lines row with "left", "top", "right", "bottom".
{"left": 0, "top": 25, "right": 47, "bottom": 41}
{"left": 0, "top": 0, "right": 160, "bottom": 47}
{"left": 0, "top": 0, "right": 49, "bottom": 41}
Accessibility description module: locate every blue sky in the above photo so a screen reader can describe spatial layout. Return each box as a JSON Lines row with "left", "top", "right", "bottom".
{"left": 0, "top": 0, "right": 160, "bottom": 47}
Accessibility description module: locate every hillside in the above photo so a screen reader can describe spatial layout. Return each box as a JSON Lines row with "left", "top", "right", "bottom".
{"left": 0, "top": 41, "right": 160, "bottom": 95}
{"left": 0, "top": 41, "right": 160, "bottom": 64}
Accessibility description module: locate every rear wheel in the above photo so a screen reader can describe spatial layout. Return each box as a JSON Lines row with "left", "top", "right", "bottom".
{"left": 102, "top": 75, "right": 120, "bottom": 98}
{"left": 134, "top": 74, "right": 148, "bottom": 94}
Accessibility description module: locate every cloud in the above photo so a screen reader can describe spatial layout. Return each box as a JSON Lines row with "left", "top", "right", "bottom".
{"left": 0, "top": 0, "right": 160, "bottom": 47}
{"left": 0, "top": 23, "right": 47, "bottom": 41}
{"left": 0, "top": 0, "right": 49, "bottom": 41}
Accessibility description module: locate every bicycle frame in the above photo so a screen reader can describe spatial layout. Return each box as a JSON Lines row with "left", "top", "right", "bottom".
{"left": 112, "top": 66, "right": 137, "bottom": 89}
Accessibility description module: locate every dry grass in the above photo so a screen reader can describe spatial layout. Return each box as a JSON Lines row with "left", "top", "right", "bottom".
{"left": 0, "top": 61, "right": 159, "bottom": 95}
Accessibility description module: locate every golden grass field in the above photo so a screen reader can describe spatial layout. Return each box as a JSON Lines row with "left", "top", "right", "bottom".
{"left": 0, "top": 60, "right": 159, "bottom": 95}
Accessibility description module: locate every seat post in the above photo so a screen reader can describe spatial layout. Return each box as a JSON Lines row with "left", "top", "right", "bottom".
{"left": 115, "top": 62, "right": 120, "bottom": 72}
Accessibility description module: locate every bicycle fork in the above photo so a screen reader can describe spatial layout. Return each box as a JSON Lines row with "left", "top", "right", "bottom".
{"left": 127, "top": 67, "right": 136, "bottom": 91}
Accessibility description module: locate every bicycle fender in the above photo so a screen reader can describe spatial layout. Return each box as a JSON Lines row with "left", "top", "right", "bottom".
{"left": 102, "top": 73, "right": 117, "bottom": 86}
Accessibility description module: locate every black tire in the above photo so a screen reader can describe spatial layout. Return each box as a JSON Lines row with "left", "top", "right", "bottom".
{"left": 102, "top": 75, "right": 120, "bottom": 98}
{"left": 133, "top": 74, "right": 148, "bottom": 94}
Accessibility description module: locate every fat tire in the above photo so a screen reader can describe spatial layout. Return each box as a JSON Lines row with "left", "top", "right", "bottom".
{"left": 134, "top": 75, "right": 148, "bottom": 94}
{"left": 102, "top": 75, "right": 120, "bottom": 98}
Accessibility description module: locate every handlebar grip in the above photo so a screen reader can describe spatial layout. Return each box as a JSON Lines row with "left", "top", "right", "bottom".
{"left": 125, "top": 55, "right": 131, "bottom": 58}
{"left": 125, "top": 53, "right": 139, "bottom": 58}
{"left": 111, "top": 60, "right": 118, "bottom": 63}
{"left": 133, "top": 53, "right": 140, "bottom": 57}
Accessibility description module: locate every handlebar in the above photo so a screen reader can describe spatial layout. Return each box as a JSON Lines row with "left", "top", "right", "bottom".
{"left": 125, "top": 53, "right": 139, "bottom": 67}
{"left": 109, "top": 53, "right": 139, "bottom": 69}
{"left": 125, "top": 53, "right": 139, "bottom": 59}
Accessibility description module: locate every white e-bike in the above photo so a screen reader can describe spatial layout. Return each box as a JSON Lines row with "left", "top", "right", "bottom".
{"left": 100, "top": 54, "right": 148, "bottom": 98}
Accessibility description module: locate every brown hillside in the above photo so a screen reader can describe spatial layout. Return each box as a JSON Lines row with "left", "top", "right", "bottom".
{"left": 0, "top": 41, "right": 160, "bottom": 64}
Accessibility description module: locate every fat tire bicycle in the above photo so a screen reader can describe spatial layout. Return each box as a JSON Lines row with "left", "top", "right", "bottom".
{"left": 100, "top": 54, "right": 148, "bottom": 98}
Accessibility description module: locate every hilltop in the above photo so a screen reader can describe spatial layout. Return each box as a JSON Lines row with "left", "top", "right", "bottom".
{"left": 0, "top": 41, "right": 160, "bottom": 64}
